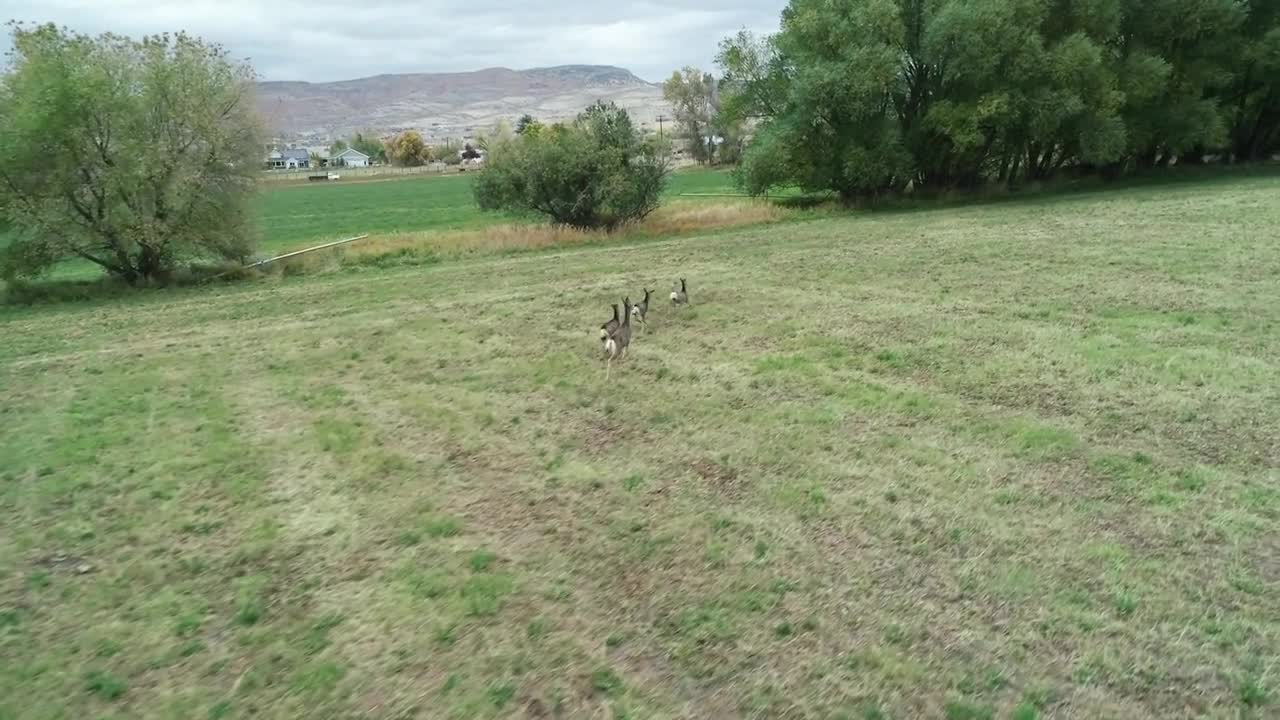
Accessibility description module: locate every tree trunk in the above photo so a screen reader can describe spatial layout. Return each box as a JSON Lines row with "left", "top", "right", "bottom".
{"left": 137, "top": 244, "right": 164, "bottom": 282}
{"left": 1238, "top": 94, "right": 1279, "bottom": 161}
{"left": 1007, "top": 152, "right": 1023, "bottom": 188}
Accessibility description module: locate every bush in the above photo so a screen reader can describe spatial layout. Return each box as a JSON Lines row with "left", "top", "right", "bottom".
{"left": 473, "top": 102, "right": 670, "bottom": 230}
{"left": 0, "top": 24, "right": 262, "bottom": 284}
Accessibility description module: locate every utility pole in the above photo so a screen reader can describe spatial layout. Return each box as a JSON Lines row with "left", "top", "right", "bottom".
{"left": 655, "top": 114, "right": 668, "bottom": 139}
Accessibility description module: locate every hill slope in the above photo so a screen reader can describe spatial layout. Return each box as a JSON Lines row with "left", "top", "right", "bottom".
{"left": 256, "top": 65, "right": 668, "bottom": 140}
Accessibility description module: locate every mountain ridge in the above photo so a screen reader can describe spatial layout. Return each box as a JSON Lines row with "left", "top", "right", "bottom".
{"left": 255, "top": 64, "right": 667, "bottom": 141}
{"left": 257, "top": 64, "right": 651, "bottom": 89}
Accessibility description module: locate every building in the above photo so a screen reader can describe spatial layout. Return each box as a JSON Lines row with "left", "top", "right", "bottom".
{"left": 266, "top": 148, "right": 311, "bottom": 170}
{"left": 330, "top": 148, "right": 371, "bottom": 168}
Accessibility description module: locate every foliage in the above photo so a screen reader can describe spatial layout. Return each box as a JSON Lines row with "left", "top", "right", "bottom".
{"left": 663, "top": 67, "right": 718, "bottom": 163}
{"left": 387, "top": 131, "right": 429, "bottom": 166}
{"left": 329, "top": 139, "right": 348, "bottom": 155}
{"left": 0, "top": 23, "right": 261, "bottom": 283}
{"left": 473, "top": 102, "right": 670, "bottom": 229}
{"left": 1220, "top": 2, "right": 1280, "bottom": 160}
{"left": 515, "top": 114, "right": 542, "bottom": 136}
{"left": 475, "top": 120, "right": 514, "bottom": 154}
{"left": 719, "top": 0, "right": 1279, "bottom": 198}
{"left": 461, "top": 143, "right": 482, "bottom": 161}
{"left": 432, "top": 141, "right": 461, "bottom": 164}
{"left": 349, "top": 132, "right": 386, "bottom": 163}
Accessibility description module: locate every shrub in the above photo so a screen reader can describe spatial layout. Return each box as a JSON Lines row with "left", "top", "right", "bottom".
{"left": 474, "top": 102, "right": 670, "bottom": 229}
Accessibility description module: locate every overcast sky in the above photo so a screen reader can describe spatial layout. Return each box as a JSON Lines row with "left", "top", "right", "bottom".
{"left": 0, "top": 1, "right": 784, "bottom": 83}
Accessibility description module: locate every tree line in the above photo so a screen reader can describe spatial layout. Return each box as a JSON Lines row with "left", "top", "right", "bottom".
{"left": 692, "top": 0, "right": 1280, "bottom": 200}
{"left": 327, "top": 132, "right": 478, "bottom": 167}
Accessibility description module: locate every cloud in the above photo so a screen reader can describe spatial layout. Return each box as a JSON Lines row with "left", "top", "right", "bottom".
{"left": 0, "top": 0, "right": 784, "bottom": 81}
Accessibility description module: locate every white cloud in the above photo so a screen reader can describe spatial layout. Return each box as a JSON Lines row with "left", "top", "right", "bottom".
{"left": 0, "top": 0, "right": 784, "bottom": 81}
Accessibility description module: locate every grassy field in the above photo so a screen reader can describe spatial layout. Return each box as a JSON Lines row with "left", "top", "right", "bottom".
{"left": 6, "top": 168, "right": 741, "bottom": 284}
{"left": 256, "top": 168, "right": 741, "bottom": 252}
{"left": 1, "top": 175, "right": 1277, "bottom": 719}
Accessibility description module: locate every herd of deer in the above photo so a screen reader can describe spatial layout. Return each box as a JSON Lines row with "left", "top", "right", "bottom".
{"left": 598, "top": 278, "right": 689, "bottom": 378}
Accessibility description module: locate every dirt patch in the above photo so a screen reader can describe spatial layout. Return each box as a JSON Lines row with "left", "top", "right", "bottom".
{"left": 690, "top": 458, "right": 745, "bottom": 498}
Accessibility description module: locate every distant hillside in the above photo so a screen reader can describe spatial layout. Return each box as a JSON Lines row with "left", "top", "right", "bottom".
{"left": 255, "top": 65, "right": 669, "bottom": 141}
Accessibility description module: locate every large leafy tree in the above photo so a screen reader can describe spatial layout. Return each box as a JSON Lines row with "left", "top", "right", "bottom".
{"left": 1220, "top": 0, "right": 1280, "bottom": 160}
{"left": 728, "top": 0, "right": 913, "bottom": 199}
{"left": 719, "top": 0, "right": 1279, "bottom": 197}
{"left": 0, "top": 23, "right": 262, "bottom": 283}
{"left": 387, "top": 130, "right": 428, "bottom": 166}
{"left": 663, "top": 67, "right": 718, "bottom": 163}
{"left": 1116, "top": 0, "right": 1244, "bottom": 166}
{"left": 474, "top": 102, "right": 670, "bottom": 229}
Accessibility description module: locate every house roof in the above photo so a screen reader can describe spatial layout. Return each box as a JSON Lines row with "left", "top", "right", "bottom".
{"left": 280, "top": 148, "right": 310, "bottom": 161}
{"left": 333, "top": 148, "right": 370, "bottom": 160}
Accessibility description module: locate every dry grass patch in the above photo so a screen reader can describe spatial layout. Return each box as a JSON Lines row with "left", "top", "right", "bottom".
{"left": 336, "top": 200, "right": 790, "bottom": 264}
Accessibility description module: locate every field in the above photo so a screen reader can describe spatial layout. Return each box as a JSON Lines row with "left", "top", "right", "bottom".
{"left": 1, "top": 175, "right": 1278, "bottom": 719}
{"left": 2, "top": 169, "right": 742, "bottom": 283}
{"left": 255, "top": 169, "right": 742, "bottom": 252}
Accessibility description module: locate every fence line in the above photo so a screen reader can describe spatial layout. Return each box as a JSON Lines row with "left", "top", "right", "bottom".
{"left": 250, "top": 235, "right": 370, "bottom": 267}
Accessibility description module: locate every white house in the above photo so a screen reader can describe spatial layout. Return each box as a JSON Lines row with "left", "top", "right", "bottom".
{"left": 331, "top": 148, "right": 371, "bottom": 168}
{"left": 266, "top": 148, "right": 310, "bottom": 170}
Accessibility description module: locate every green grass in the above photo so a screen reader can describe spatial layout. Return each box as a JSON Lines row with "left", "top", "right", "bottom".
{"left": 2, "top": 175, "right": 1278, "bottom": 718}
{"left": 4, "top": 168, "right": 741, "bottom": 283}
{"left": 255, "top": 167, "right": 740, "bottom": 252}
{"left": 255, "top": 173, "right": 498, "bottom": 251}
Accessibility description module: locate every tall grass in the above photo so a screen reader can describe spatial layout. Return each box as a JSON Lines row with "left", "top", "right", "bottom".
{"left": 327, "top": 201, "right": 792, "bottom": 269}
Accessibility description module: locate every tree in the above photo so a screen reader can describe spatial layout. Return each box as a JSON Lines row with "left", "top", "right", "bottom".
{"left": 433, "top": 140, "right": 462, "bottom": 165}
{"left": 474, "top": 102, "right": 670, "bottom": 229}
{"left": 350, "top": 132, "right": 386, "bottom": 163}
{"left": 387, "top": 131, "right": 428, "bottom": 166}
{"left": 725, "top": 0, "right": 913, "bottom": 200}
{"left": 461, "top": 143, "right": 481, "bottom": 160}
{"left": 719, "top": 0, "right": 1130, "bottom": 197}
{"left": 328, "top": 139, "right": 348, "bottom": 155}
{"left": 1217, "top": 0, "right": 1280, "bottom": 160}
{"left": 515, "top": 114, "right": 542, "bottom": 135}
{"left": 1115, "top": 0, "right": 1243, "bottom": 167}
{"left": 720, "top": 0, "right": 1280, "bottom": 197}
{"left": 0, "top": 23, "right": 261, "bottom": 284}
{"left": 715, "top": 30, "right": 787, "bottom": 125}
{"left": 475, "top": 120, "right": 514, "bottom": 154}
{"left": 663, "top": 67, "right": 718, "bottom": 163}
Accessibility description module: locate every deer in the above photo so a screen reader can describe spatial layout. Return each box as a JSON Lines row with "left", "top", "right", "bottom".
{"left": 603, "top": 298, "right": 632, "bottom": 380}
{"left": 670, "top": 278, "right": 688, "bottom": 307}
{"left": 630, "top": 288, "right": 651, "bottom": 332}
